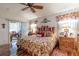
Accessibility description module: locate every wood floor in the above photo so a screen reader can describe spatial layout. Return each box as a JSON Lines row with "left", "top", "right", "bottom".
{"left": 0, "top": 43, "right": 67, "bottom": 56}
{"left": 0, "top": 40, "right": 17, "bottom": 56}
{"left": 0, "top": 44, "right": 10, "bottom": 56}
{"left": 0, "top": 41, "right": 77, "bottom": 56}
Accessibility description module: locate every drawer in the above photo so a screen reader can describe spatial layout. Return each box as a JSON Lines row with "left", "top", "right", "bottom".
{"left": 59, "top": 37, "right": 76, "bottom": 52}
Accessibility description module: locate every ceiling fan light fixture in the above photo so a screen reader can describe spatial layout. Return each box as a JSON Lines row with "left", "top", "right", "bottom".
{"left": 20, "top": 3, "right": 43, "bottom": 13}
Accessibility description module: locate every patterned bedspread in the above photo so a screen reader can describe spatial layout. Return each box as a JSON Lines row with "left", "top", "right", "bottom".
{"left": 17, "top": 35, "right": 57, "bottom": 56}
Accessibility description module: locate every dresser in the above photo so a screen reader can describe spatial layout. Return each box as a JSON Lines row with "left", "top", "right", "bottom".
{"left": 59, "top": 37, "right": 77, "bottom": 56}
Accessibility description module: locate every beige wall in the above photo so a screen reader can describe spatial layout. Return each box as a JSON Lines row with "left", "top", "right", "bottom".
{"left": 0, "top": 18, "right": 9, "bottom": 45}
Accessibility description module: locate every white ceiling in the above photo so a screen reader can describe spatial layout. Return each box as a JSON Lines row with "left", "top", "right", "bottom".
{"left": 0, "top": 3, "right": 79, "bottom": 22}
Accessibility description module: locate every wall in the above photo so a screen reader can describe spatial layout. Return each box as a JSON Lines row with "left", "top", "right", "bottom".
{"left": 37, "top": 16, "right": 57, "bottom": 28}
{"left": 0, "top": 18, "right": 9, "bottom": 45}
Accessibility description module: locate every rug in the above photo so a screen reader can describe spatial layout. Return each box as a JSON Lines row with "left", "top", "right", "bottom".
{"left": 51, "top": 48, "right": 67, "bottom": 56}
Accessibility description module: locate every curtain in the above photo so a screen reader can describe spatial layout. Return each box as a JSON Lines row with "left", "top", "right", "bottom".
{"left": 56, "top": 11, "right": 79, "bottom": 21}
{"left": 9, "top": 22, "right": 21, "bottom": 33}
{"left": 57, "top": 11, "right": 78, "bottom": 38}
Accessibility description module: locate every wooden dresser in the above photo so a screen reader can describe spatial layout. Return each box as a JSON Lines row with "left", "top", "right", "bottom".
{"left": 59, "top": 37, "right": 77, "bottom": 56}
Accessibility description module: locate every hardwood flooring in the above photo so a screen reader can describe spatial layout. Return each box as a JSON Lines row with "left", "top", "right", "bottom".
{"left": 0, "top": 44, "right": 10, "bottom": 56}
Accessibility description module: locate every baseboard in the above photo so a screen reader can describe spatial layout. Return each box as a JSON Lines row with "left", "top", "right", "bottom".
{"left": 0, "top": 44, "right": 10, "bottom": 47}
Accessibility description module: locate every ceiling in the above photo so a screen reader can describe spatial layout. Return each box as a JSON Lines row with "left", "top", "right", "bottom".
{"left": 0, "top": 3, "right": 79, "bottom": 22}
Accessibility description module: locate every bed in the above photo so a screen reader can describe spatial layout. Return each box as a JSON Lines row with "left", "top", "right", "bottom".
{"left": 17, "top": 32, "right": 57, "bottom": 56}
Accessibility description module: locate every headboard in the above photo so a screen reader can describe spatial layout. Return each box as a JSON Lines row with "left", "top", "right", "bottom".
{"left": 37, "top": 26, "right": 55, "bottom": 37}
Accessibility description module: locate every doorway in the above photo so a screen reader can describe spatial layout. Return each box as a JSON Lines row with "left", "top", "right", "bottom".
{"left": 9, "top": 21, "right": 21, "bottom": 56}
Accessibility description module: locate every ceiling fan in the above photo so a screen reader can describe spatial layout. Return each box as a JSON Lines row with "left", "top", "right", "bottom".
{"left": 20, "top": 3, "right": 43, "bottom": 13}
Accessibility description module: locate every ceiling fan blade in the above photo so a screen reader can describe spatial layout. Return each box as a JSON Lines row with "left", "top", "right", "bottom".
{"left": 22, "top": 7, "right": 29, "bottom": 11}
{"left": 30, "top": 7, "right": 36, "bottom": 13}
{"left": 27, "top": 3, "right": 34, "bottom": 6}
{"left": 32, "top": 5, "right": 43, "bottom": 9}
{"left": 20, "top": 3, "right": 28, "bottom": 6}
